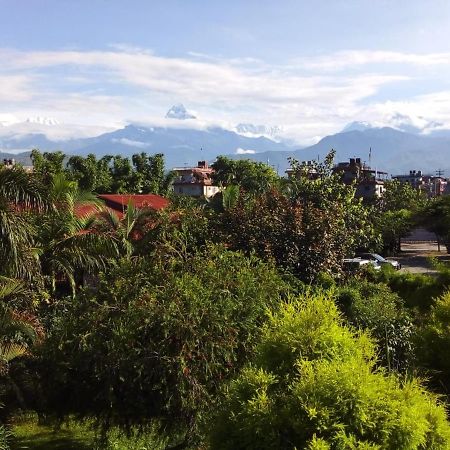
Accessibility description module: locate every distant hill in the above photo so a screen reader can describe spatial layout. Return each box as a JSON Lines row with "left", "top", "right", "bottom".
{"left": 2, "top": 121, "right": 450, "bottom": 177}
{"left": 0, "top": 123, "right": 293, "bottom": 170}
{"left": 231, "top": 127, "right": 450, "bottom": 176}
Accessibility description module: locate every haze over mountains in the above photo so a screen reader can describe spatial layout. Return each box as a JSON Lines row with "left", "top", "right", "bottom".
{"left": 1, "top": 106, "right": 450, "bottom": 176}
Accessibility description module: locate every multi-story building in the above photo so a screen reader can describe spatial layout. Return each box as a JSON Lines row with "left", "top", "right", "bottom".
{"left": 172, "top": 161, "right": 220, "bottom": 198}
{"left": 393, "top": 170, "right": 448, "bottom": 197}
{"left": 333, "top": 158, "right": 388, "bottom": 199}
{"left": 285, "top": 160, "right": 319, "bottom": 180}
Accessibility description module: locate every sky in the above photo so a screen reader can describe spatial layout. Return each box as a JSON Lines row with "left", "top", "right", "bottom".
{"left": 1, "top": 0, "right": 450, "bottom": 143}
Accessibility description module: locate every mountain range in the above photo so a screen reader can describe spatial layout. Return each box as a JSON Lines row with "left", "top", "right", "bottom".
{"left": 1, "top": 106, "right": 450, "bottom": 177}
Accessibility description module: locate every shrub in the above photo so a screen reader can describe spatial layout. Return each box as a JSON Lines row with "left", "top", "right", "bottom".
{"left": 37, "top": 245, "right": 292, "bottom": 445}
{"left": 416, "top": 290, "right": 450, "bottom": 395}
{"left": 209, "top": 293, "right": 450, "bottom": 449}
{"left": 335, "top": 281, "right": 414, "bottom": 372}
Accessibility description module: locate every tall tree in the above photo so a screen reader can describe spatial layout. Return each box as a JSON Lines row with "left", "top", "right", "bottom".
{"left": 212, "top": 156, "right": 279, "bottom": 195}
{"left": 0, "top": 166, "right": 46, "bottom": 280}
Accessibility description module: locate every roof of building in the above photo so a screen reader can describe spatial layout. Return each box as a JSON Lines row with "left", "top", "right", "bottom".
{"left": 98, "top": 194, "right": 169, "bottom": 210}
{"left": 75, "top": 194, "right": 169, "bottom": 219}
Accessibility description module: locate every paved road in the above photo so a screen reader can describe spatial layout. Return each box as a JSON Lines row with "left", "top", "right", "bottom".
{"left": 394, "top": 242, "right": 450, "bottom": 274}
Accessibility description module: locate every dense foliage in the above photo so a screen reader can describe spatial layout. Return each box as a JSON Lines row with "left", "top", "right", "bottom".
{"left": 209, "top": 293, "right": 450, "bottom": 449}
{"left": 0, "top": 151, "right": 450, "bottom": 449}
{"left": 38, "top": 246, "right": 292, "bottom": 445}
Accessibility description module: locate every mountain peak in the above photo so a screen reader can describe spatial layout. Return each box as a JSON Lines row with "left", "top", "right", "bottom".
{"left": 25, "top": 116, "right": 60, "bottom": 126}
{"left": 165, "top": 104, "right": 196, "bottom": 120}
{"left": 341, "top": 121, "right": 373, "bottom": 133}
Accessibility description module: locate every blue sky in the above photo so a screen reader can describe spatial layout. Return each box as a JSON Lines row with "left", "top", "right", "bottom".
{"left": 1, "top": 0, "right": 450, "bottom": 143}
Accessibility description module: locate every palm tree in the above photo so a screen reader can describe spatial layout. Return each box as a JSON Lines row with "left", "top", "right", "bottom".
{"left": 0, "top": 166, "right": 47, "bottom": 280}
{"left": 37, "top": 173, "right": 118, "bottom": 295}
{"left": 0, "top": 278, "right": 42, "bottom": 373}
{"left": 95, "top": 201, "right": 158, "bottom": 258}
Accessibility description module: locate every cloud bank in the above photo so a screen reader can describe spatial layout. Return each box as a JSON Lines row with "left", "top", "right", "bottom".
{"left": 1, "top": 47, "right": 450, "bottom": 143}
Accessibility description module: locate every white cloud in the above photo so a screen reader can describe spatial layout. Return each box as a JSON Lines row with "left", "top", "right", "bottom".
{"left": 111, "top": 138, "right": 151, "bottom": 148}
{"left": 1, "top": 47, "right": 450, "bottom": 144}
{"left": 236, "top": 148, "right": 256, "bottom": 154}
{"left": 297, "top": 50, "right": 450, "bottom": 71}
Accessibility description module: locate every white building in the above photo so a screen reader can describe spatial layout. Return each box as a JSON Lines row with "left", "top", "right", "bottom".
{"left": 172, "top": 161, "right": 221, "bottom": 198}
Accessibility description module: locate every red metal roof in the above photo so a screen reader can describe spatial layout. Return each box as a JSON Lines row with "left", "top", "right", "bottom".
{"left": 98, "top": 194, "right": 169, "bottom": 210}
{"left": 75, "top": 194, "right": 169, "bottom": 219}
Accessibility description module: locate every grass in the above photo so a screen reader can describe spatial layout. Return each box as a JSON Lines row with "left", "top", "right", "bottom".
{"left": 10, "top": 416, "right": 168, "bottom": 450}
{"left": 11, "top": 418, "right": 95, "bottom": 450}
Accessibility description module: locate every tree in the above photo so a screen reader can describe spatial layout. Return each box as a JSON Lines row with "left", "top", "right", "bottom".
{"left": 209, "top": 293, "right": 450, "bottom": 449}
{"left": 335, "top": 280, "right": 414, "bottom": 372}
{"left": 35, "top": 173, "right": 118, "bottom": 294}
{"left": 37, "top": 246, "right": 292, "bottom": 445}
{"left": 131, "top": 152, "right": 175, "bottom": 195}
{"left": 0, "top": 166, "right": 46, "bottom": 280}
{"left": 66, "top": 153, "right": 113, "bottom": 192}
{"left": 420, "top": 195, "right": 450, "bottom": 252}
{"left": 30, "top": 149, "right": 65, "bottom": 183}
{"left": 375, "top": 180, "right": 427, "bottom": 254}
{"left": 212, "top": 156, "right": 279, "bottom": 195}
{"left": 94, "top": 202, "right": 158, "bottom": 258}
{"left": 215, "top": 188, "right": 374, "bottom": 281}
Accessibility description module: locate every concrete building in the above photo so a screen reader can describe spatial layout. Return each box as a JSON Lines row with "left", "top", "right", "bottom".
{"left": 333, "top": 157, "right": 387, "bottom": 199}
{"left": 285, "top": 160, "right": 319, "bottom": 180}
{"left": 393, "top": 170, "right": 448, "bottom": 197}
{"left": 172, "top": 161, "right": 220, "bottom": 198}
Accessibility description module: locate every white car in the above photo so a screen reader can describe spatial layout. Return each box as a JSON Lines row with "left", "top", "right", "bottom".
{"left": 343, "top": 258, "right": 381, "bottom": 271}
{"left": 356, "top": 253, "right": 401, "bottom": 270}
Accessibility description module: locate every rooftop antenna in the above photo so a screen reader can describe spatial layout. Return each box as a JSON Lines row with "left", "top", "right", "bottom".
{"left": 369, "top": 147, "right": 372, "bottom": 167}
{"left": 436, "top": 169, "right": 445, "bottom": 177}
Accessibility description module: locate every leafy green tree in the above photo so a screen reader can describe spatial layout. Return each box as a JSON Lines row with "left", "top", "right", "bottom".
{"left": 109, "top": 155, "right": 134, "bottom": 193}
{"left": 131, "top": 152, "right": 175, "bottom": 195}
{"left": 94, "top": 202, "right": 158, "bottom": 258}
{"left": 37, "top": 247, "right": 292, "bottom": 445}
{"left": 209, "top": 292, "right": 450, "bottom": 449}
{"left": 212, "top": 156, "right": 279, "bottom": 195}
{"left": 30, "top": 149, "right": 65, "bottom": 183}
{"left": 375, "top": 180, "right": 427, "bottom": 254}
{"left": 216, "top": 188, "right": 373, "bottom": 281}
{"left": 420, "top": 195, "right": 450, "bottom": 252}
{"left": 285, "top": 151, "right": 379, "bottom": 252}
{"left": 66, "top": 153, "right": 114, "bottom": 192}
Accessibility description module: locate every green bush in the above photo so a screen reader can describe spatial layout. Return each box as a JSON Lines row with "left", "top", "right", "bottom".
{"left": 373, "top": 264, "right": 448, "bottom": 311}
{"left": 209, "top": 292, "right": 450, "bottom": 449}
{"left": 335, "top": 281, "right": 414, "bottom": 372}
{"left": 416, "top": 290, "right": 450, "bottom": 395}
{"left": 37, "top": 245, "right": 292, "bottom": 445}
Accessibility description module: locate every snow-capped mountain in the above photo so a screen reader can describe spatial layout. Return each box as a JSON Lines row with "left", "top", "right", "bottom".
{"left": 165, "top": 104, "right": 197, "bottom": 120}
{"left": 341, "top": 121, "right": 372, "bottom": 133}
{"left": 25, "top": 117, "right": 61, "bottom": 126}
{"left": 235, "top": 123, "right": 283, "bottom": 140}
{"left": 342, "top": 114, "right": 445, "bottom": 135}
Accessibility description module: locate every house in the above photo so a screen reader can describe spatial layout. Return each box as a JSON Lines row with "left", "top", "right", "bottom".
{"left": 285, "top": 160, "right": 319, "bottom": 180}
{"left": 393, "top": 170, "right": 448, "bottom": 197}
{"left": 333, "top": 158, "right": 387, "bottom": 199}
{"left": 172, "top": 161, "right": 220, "bottom": 198}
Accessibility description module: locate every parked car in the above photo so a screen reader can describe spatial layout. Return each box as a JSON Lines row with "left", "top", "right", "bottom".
{"left": 343, "top": 258, "right": 381, "bottom": 272}
{"left": 356, "top": 253, "right": 401, "bottom": 270}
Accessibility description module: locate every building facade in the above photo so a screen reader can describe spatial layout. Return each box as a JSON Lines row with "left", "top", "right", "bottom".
{"left": 172, "top": 161, "right": 220, "bottom": 198}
